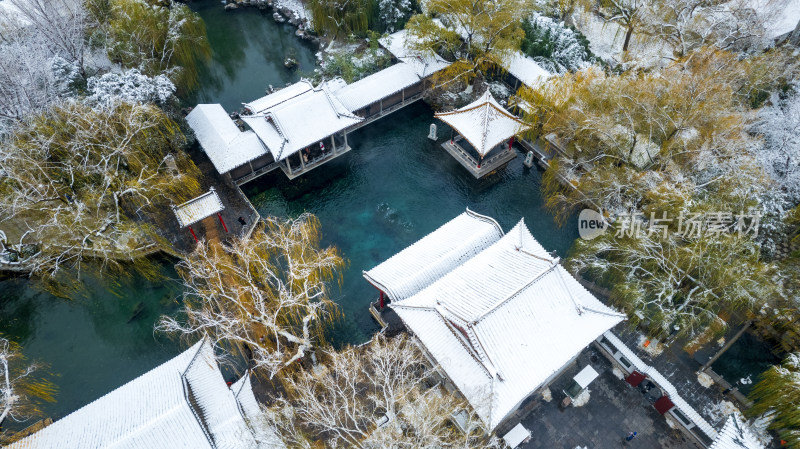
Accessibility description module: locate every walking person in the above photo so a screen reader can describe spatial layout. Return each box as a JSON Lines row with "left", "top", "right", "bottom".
{"left": 624, "top": 431, "right": 637, "bottom": 443}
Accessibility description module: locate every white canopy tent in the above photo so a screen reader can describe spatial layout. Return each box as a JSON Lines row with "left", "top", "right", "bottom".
{"left": 502, "top": 423, "right": 532, "bottom": 448}
{"left": 574, "top": 365, "right": 600, "bottom": 389}
{"left": 435, "top": 90, "right": 529, "bottom": 157}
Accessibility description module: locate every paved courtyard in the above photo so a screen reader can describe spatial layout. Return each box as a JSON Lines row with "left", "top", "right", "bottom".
{"left": 517, "top": 346, "right": 701, "bottom": 449}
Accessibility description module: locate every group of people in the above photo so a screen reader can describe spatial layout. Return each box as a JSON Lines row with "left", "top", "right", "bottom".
{"left": 302, "top": 141, "right": 327, "bottom": 164}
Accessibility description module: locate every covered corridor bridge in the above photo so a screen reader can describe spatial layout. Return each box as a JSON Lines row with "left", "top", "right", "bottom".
{"left": 187, "top": 30, "right": 450, "bottom": 186}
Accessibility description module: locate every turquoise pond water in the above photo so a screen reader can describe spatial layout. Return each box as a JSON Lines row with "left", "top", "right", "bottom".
{"left": 0, "top": 0, "right": 575, "bottom": 427}
{"left": 242, "top": 100, "right": 579, "bottom": 342}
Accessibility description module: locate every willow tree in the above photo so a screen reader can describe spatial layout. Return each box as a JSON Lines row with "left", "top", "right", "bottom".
{"left": 271, "top": 334, "right": 500, "bottom": 448}
{"left": 517, "top": 49, "right": 782, "bottom": 340}
{"left": 106, "top": 0, "right": 211, "bottom": 92}
{"left": 404, "top": 0, "right": 527, "bottom": 87}
{"left": 748, "top": 354, "right": 800, "bottom": 446}
{"left": 0, "top": 99, "right": 201, "bottom": 279}
{"left": 0, "top": 337, "right": 56, "bottom": 443}
{"left": 308, "top": 0, "right": 373, "bottom": 37}
{"left": 157, "top": 214, "right": 344, "bottom": 379}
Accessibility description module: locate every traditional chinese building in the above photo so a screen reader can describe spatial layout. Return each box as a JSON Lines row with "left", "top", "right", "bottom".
{"left": 6, "top": 339, "right": 286, "bottom": 449}
{"left": 363, "top": 209, "right": 625, "bottom": 432}
{"left": 435, "top": 91, "right": 530, "bottom": 178}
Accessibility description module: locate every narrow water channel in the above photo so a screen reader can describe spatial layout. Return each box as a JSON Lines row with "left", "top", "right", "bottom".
{"left": 0, "top": 1, "right": 576, "bottom": 427}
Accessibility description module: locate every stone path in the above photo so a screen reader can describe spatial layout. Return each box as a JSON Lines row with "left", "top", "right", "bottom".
{"left": 518, "top": 347, "right": 701, "bottom": 449}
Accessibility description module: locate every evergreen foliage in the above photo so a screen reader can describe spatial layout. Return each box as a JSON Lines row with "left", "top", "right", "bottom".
{"left": 520, "top": 13, "right": 594, "bottom": 73}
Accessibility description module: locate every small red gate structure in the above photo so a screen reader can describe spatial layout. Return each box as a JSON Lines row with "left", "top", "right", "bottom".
{"left": 172, "top": 187, "right": 227, "bottom": 242}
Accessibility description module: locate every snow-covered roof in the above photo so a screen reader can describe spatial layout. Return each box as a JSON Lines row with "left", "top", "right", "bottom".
{"left": 7, "top": 339, "right": 283, "bottom": 449}
{"left": 334, "top": 63, "right": 424, "bottom": 112}
{"left": 241, "top": 80, "right": 363, "bottom": 161}
{"left": 710, "top": 414, "right": 763, "bottom": 449}
{"left": 243, "top": 82, "right": 313, "bottom": 114}
{"left": 391, "top": 218, "right": 625, "bottom": 430}
{"left": 231, "top": 373, "right": 288, "bottom": 449}
{"left": 173, "top": 188, "right": 224, "bottom": 228}
{"left": 363, "top": 209, "right": 504, "bottom": 301}
{"left": 435, "top": 90, "right": 530, "bottom": 157}
{"left": 378, "top": 29, "right": 451, "bottom": 78}
{"left": 186, "top": 104, "right": 268, "bottom": 174}
{"left": 601, "top": 331, "right": 718, "bottom": 440}
{"left": 503, "top": 53, "right": 551, "bottom": 88}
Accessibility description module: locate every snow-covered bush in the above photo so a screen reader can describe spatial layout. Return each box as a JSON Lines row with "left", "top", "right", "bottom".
{"left": 86, "top": 69, "right": 175, "bottom": 109}
{"left": 520, "top": 13, "right": 594, "bottom": 74}
{"left": 379, "top": 0, "right": 413, "bottom": 32}
{"left": 753, "top": 88, "right": 800, "bottom": 208}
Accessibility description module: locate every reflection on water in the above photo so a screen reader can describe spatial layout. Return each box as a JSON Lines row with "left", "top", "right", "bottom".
{"left": 243, "top": 102, "right": 579, "bottom": 345}
{"left": 712, "top": 332, "right": 779, "bottom": 394}
{"left": 186, "top": 0, "right": 317, "bottom": 111}
{"left": 0, "top": 263, "right": 183, "bottom": 428}
{"left": 0, "top": 3, "right": 576, "bottom": 429}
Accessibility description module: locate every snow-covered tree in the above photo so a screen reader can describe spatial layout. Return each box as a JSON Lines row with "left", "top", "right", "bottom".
{"left": 272, "top": 334, "right": 500, "bottom": 448}
{"left": 405, "top": 0, "right": 528, "bottom": 87}
{"left": 0, "top": 337, "right": 56, "bottom": 443}
{"left": 4, "top": 0, "right": 89, "bottom": 75}
{"left": 379, "top": 0, "right": 413, "bottom": 32}
{"left": 641, "top": 0, "right": 787, "bottom": 57}
{"left": 0, "top": 99, "right": 201, "bottom": 277}
{"left": 86, "top": 69, "right": 175, "bottom": 109}
{"left": 592, "top": 0, "right": 647, "bottom": 53}
{"left": 518, "top": 49, "right": 782, "bottom": 340}
{"left": 752, "top": 86, "right": 800, "bottom": 210}
{"left": 308, "top": 0, "right": 373, "bottom": 37}
{"left": 106, "top": 0, "right": 210, "bottom": 92}
{"left": 157, "top": 214, "right": 344, "bottom": 379}
{"left": 521, "top": 13, "right": 594, "bottom": 73}
{"left": 0, "top": 39, "right": 62, "bottom": 134}
{"left": 749, "top": 353, "right": 800, "bottom": 447}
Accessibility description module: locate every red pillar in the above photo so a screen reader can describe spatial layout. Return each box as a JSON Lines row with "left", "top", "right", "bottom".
{"left": 188, "top": 226, "right": 199, "bottom": 242}
{"left": 379, "top": 291, "right": 385, "bottom": 308}
{"left": 217, "top": 213, "right": 228, "bottom": 233}
{"left": 508, "top": 136, "right": 515, "bottom": 149}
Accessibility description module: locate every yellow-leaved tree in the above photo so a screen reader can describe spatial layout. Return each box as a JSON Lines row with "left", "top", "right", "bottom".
{"left": 157, "top": 214, "right": 345, "bottom": 379}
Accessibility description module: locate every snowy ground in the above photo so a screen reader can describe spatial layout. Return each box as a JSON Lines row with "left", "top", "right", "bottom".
{"left": 572, "top": 11, "right": 673, "bottom": 68}
{"left": 751, "top": 0, "right": 800, "bottom": 39}
{"left": 274, "top": 0, "right": 310, "bottom": 22}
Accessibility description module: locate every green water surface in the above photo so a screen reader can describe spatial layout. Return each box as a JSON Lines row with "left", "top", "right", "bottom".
{"left": 0, "top": 1, "right": 576, "bottom": 428}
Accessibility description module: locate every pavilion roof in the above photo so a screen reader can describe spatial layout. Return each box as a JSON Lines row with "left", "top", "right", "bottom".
{"left": 435, "top": 90, "right": 529, "bottom": 157}
{"left": 363, "top": 209, "right": 503, "bottom": 301}
{"left": 241, "top": 80, "right": 363, "bottom": 162}
{"left": 6, "top": 339, "right": 285, "bottom": 449}
{"left": 390, "top": 217, "right": 625, "bottom": 430}
{"left": 709, "top": 414, "right": 762, "bottom": 449}
{"left": 172, "top": 188, "right": 224, "bottom": 228}
{"left": 186, "top": 104, "right": 268, "bottom": 174}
